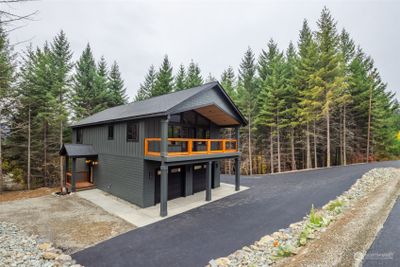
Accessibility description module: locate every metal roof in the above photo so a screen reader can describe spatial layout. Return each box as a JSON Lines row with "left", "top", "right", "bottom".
{"left": 59, "top": 144, "right": 98, "bottom": 158}
{"left": 71, "top": 81, "right": 247, "bottom": 128}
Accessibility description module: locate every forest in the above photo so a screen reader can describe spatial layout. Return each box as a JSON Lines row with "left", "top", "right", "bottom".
{"left": 0, "top": 7, "right": 399, "bottom": 190}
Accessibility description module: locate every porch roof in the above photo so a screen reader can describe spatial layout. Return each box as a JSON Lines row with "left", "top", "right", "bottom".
{"left": 59, "top": 144, "right": 98, "bottom": 158}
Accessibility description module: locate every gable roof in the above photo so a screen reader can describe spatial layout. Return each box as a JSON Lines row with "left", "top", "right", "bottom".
{"left": 59, "top": 144, "right": 98, "bottom": 158}
{"left": 72, "top": 81, "right": 247, "bottom": 128}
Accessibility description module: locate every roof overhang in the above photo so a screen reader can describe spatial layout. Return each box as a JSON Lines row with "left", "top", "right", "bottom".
{"left": 59, "top": 144, "right": 98, "bottom": 158}
{"left": 194, "top": 104, "right": 240, "bottom": 126}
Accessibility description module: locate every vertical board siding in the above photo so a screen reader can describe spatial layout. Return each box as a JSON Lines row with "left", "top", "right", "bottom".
{"left": 94, "top": 154, "right": 145, "bottom": 206}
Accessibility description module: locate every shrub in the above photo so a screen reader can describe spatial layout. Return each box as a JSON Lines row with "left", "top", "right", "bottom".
{"left": 327, "top": 200, "right": 344, "bottom": 214}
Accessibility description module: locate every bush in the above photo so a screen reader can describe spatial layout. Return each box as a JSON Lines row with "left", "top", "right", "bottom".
{"left": 327, "top": 200, "right": 344, "bottom": 213}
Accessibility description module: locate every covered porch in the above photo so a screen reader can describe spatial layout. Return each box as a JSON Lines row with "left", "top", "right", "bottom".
{"left": 59, "top": 144, "right": 98, "bottom": 192}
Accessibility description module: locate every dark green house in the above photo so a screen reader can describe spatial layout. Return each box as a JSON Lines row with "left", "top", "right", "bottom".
{"left": 60, "top": 81, "right": 247, "bottom": 216}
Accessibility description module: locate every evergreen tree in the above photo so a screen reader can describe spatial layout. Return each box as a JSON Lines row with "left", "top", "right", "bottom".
{"left": 50, "top": 30, "right": 73, "bottom": 187}
{"left": 185, "top": 60, "right": 203, "bottom": 88}
{"left": 237, "top": 47, "right": 259, "bottom": 175}
{"left": 153, "top": 55, "right": 174, "bottom": 96}
{"left": 135, "top": 65, "right": 156, "bottom": 101}
{"left": 296, "top": 19, "right": 319, "bottom": 169}
{"left": 108, "top": 61, "right": 128, "bottom": 106}
{"left": 220, "top": 66, "right": 237, "bottom": 101}
{"left": 205, "top": 73, "right": 217, "bottom": 83}
{"left": 0, "top": 25, "right": 15, "bottom": 192}
{"left": 71, "top": 44, "right": 100, "bottom": 120}
{"left": 174, "top": 64, "right": 186, "bottom": 91}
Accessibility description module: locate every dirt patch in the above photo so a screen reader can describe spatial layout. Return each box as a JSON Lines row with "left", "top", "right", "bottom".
{"left": 0, "top": 193, "right": 135, "bottom": 254}
{"left": 0, "top": 187, "right": 58, "bottom": 202}
{"left": 276, "top": 176, "right": 400, "bottom": 267}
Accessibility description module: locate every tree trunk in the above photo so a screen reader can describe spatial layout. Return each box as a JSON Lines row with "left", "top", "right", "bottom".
{"left": 290, "top": 127, "right": 296, "bottom": 170}
{"left": 59, "top": 120, "right": 63, "bottom": 188}
{"left": 366, "top": 86, "right": 372, "bottom": 163}
{"left": 313, "top": 120, "right": 317, "bottom": 168}
{"left": 343, "top": 105, "right": 347, "bottom": 166}
{"left": 248, "top": 115, "right": 253, "bottom": 175}
{"left": 326, "top": 108, "right": 331, "bottom": 167}
{"left": 277, "top": 126, "right": 281, "bottom": 173}
{"left": 270, "top": 127, "right": 274, "bottom": 174}
{"left": 27, "top": 107, "right": 31, "bottom": 190}
{"left": 43, "top": 120, "right": 48, "bottom": 186}
{"left": 0, "top": 108, "right": 3, "bottom": 193}
{"left": 306, "top": 122, "right": 311, "bottom": 169}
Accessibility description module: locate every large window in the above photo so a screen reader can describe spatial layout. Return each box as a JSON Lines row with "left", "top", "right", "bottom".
{"left": 127, "top": 122, "right": 139, "bottom": 142}
{"left": 76, "top": 128, "right": 83, "bottom": 144}
{"left": 108, "top": 125, "right": 114, "bottom": 140}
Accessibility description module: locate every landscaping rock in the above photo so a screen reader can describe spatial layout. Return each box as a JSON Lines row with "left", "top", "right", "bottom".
{"left": 0, "top": 221, "right": 81, "bottom": 267}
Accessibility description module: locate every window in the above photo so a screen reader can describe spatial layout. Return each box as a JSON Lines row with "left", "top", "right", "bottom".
{"left": 168, "top": 125, "right": 182, "bottom": 138}
{"left": 170, "top": 114, "right": 181, "bottom": 123}
{"left": 127, "top": 122, "right": 138, "bottom": 142}
{"left": 76, "top": 128, "right": 83, "bottom": 144}
{"left": 108, "top": 125, "right": 114, "bottom": 140}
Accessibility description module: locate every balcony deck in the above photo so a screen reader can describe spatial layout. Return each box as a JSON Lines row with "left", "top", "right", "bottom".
{"left": 144, "top": 138, "right": 239, "bottom": 162}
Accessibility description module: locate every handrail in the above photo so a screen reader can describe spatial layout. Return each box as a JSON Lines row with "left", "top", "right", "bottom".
{"left": 144, "top": 138, "right": 238, "bottom": 157}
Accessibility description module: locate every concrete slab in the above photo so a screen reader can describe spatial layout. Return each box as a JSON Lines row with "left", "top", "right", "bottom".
{"left": 77, "top": 183, "right": 248, "bottom": 227}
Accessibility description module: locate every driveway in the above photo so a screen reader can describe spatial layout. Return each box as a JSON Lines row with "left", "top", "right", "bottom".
{"left": 73, "top": 161, "right": 400, "bottom": 267}
{"left": 363, "top": 197, "right": 400, "bottom": 267}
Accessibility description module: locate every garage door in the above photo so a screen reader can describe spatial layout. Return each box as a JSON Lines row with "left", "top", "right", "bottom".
{"left": 155, "top": 166, "right": 185, "bottom": 204}
{"left": 193, "top": 164, "right": 207, "bottom": 193}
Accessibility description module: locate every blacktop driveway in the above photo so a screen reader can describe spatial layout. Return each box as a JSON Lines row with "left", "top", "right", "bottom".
{"left": 73, "top": 160, "right": 400, "bottom": 267}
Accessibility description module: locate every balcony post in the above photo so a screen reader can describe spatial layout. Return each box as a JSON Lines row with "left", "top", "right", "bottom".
{"left": 160, "top": 116, "right": 169, "bottom": 217}
{"left": 235, "top": 157, "right": 240, "bottom": 191}
{"left": 71, "top": 157, "right": 76, "bottom": 192}
{"left": 206, "top": 161, "right": 212, "bottom": 201}
{"left": 235, "top": 127, "right": 240, "bottom": 151}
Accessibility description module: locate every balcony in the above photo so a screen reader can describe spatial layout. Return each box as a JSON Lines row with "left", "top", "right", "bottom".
{"left": 144, "top": 138, "right": 238, "bottom": 159}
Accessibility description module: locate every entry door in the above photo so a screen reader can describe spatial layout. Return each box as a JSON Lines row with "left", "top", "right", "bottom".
{"left": 154, "top": 166, "right": 185, "bottom": 204}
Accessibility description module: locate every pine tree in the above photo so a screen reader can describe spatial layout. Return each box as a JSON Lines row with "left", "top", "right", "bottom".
{"left": 135, "top": 65, "right": 156, "bottom": 101}
{"left": 205, "top": 73, "right": 217, "bottom": 83}
{"left": 50, "top": 30, "right": 73, "bottom": 188}
{"left": 256, "top": 39, "right": 286, "bottom": 173}
{"left": 0, "top": 25, "right": 15, "bottom": 192}
{"left": 71, "top": 44, "right": 100, "bottom": 120}
{"left": 220, "top": 66, "right": 237, "bottom": 101}
{"left": 313, "top": 7, "right": 345, "bottom": 167}
{"left": 237, "top": 47, "right": 259, "bottom": 175}
{"left": 174, "top": 64, "right": 186, "bottom": 91}
{"left": 153, "top": 55, "right": 174, "bottom": 96}
{"left": 296, "top": 19, "right": 319, "bottom": 169}
{"left": 185, "top": 60, "right": 203, "bottom": 88}
{"left": 108, "top": 61, "right": 127, "bottom": 106}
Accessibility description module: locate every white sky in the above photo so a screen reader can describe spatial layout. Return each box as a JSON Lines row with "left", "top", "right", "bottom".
{"left": 6, "top": 0, "right": 400, "bottom": 101}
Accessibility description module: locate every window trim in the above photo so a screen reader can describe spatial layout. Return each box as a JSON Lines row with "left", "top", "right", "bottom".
{"left": 126, "top": 122, "right": 139, "bottom": 142}
{"left": 107, "top": 125, "right": 114, "bottom": 140}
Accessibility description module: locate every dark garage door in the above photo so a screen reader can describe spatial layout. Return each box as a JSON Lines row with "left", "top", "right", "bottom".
{"left": 155, "top": 166, "right": 185, "bottom": 204}
{"left": 193, "top": 164, "right": 207, "bottom": 193}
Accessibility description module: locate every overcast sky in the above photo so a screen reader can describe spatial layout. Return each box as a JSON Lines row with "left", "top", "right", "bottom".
{"left": 7, "top": 0, "right": 400, "bottom": 101}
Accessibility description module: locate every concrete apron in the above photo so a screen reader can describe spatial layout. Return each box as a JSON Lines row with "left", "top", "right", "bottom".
{"left": 77, "top": 183, "right": 248, "bottom": 227}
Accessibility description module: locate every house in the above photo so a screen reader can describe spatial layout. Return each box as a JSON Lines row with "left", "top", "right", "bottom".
{"left": 59, "top": 81, "right": 247, "bottom": 216}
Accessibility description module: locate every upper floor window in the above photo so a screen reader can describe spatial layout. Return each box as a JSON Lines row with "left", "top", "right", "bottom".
{"left": 108, "top": 125, "right": 114, "bottom": 140}
{"left": 127, "top": 122, "right": 139, "bottom": 142}
{"left": 76, "top": 128, "right": 83, "bottom": 144}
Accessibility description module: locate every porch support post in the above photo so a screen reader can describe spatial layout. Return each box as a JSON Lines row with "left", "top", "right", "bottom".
{"left": 160, "top": 164, "right": 168, "bottom": 217}
{"left": 235, "top": 157, "right": 240, "bottom": 191}
{"left": 71, "top": 157, "right": 76, "bottom": 192}
{"left": 160, "top": 116, "right": 169, "bottom": 217}
{"left": 64, "top": 156, "right": 69, "bottom": 187}
{"left": 235, "top": 126, "right": 240, "bottom": 191}
{"left": 206, "top": 161, "right": 212, "bottom": 201}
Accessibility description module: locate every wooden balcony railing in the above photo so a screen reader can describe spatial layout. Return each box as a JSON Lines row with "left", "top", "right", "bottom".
{"left": 144, "top": 138, "right": 238, "bottom": 157}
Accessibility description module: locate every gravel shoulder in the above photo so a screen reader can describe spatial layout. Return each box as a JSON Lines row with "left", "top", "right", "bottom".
{"left": 0, "top": 193, "right": 135, "bottom": 254}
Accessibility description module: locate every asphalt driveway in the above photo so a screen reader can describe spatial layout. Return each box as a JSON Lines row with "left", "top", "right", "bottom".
{"left": 73, "top": 161, "right": 400, "bottom": 267}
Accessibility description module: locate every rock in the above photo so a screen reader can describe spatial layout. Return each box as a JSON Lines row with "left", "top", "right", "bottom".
{"left": 42, "top": 252, "right": 58, "bottom": 260}
{"left": 215, "top": 257, "right": 231, "bottom": 266}
{"left": 291, "top": 247, "right": 301, "bottom": 255}
{"left": 259, "top": 235, "right": 274, "bottom": 245}
{"left": 56, "top": 254, "right": 72, "bottom": 262}
{"left": 38, "top": 243, "right": 52, "bottom": 251}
